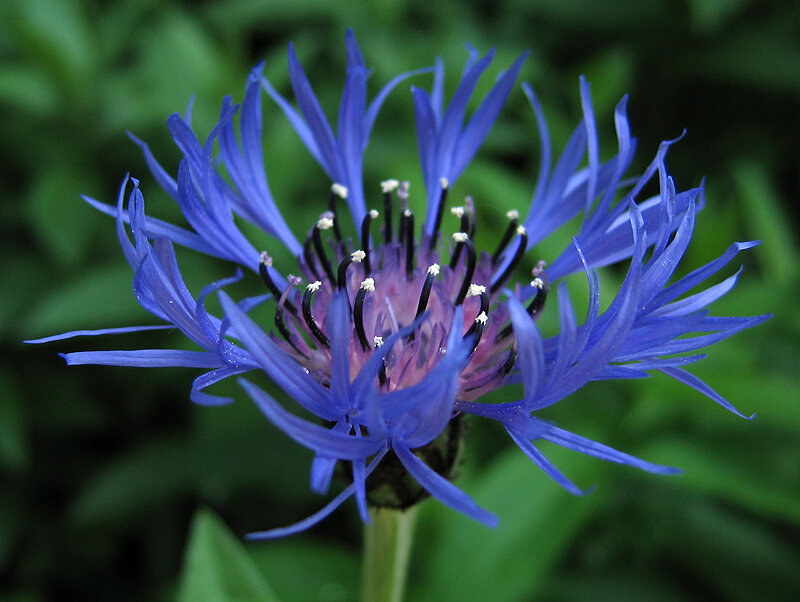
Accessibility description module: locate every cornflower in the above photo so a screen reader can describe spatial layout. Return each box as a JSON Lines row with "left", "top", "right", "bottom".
{"left": 29, "top": 30, "right": 768, "bottom": 537}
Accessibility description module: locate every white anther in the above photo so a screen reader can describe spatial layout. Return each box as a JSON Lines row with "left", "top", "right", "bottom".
{"left": 259, "top": 251, "right": 272, "bottom": 266}
{"left": 331, "top": 183, "right": 348, "bottom": 199}
{"left": 452, "top": 232, "right": 468, "bottom": 243}
{"left": 451, "top": 206, "right": 465, "bottom": 218}
{"left": 427, "top": 263, "right": 440, "bottom": 276}
{"left": 288, "top": 275, "right": 302, "bottom": 286}
{"left": 403, "top": 208, "right": 412, "bottom": 217}
{"left": 317, "top": 217, "right": 334, "bottom": 230}
{"left": 531, "top": 277, "right": 544, "bottom": 289}
{"left": 440, "top": 177, "right": 449, "bottom": 189}
{"left": 398, "top": 181, "right": 410, "bottom": 200}
{"left": 306, "top": 281, "right": 322, "bottom": 292}
{"left": 373, "top": 336, "right": 384, "bottom": 348}
{"left": 351, "top": 250, "right": 366, "bottom": 263}
{"left": 475, "top": 311, "right": 488, "bottom": 325}
{"left": 516, "top": 225, "right": 527, "bottom": 236}
{"left": 360, "top": 278, "right": 375, "bottom": 292}
{"left": 506, "top": 209, "right": 519, "bottom": 220}
{"left": 369, "top": 209, "right": 379, "bottom": 219}
{"left": 466, "top": 284, "right": 486, "bottom": 298}
{"left": 381, "top": 179, "right": 400, "bottom": 193}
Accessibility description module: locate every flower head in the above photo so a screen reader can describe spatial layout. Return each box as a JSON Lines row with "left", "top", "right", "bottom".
{"left": 29, "top": 30, "right": 768, "bottom": 536}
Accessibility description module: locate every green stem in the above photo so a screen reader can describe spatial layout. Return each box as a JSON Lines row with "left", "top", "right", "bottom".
{"left": 361, "top": 506, "right": 418, "bottom": 602}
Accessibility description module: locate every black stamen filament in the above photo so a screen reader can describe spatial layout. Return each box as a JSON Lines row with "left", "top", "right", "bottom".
{"left": 464, "top": 196, "right": 477, "bottom": 240}
{"left": 337, "top": 250, "right": 365, "bottom": 290}
{"left": 465, "top": 312, "right": 488, "bottom": 353}
{"left": 465, "top": 284, "right": 490, "bottom": 340}
{"left": 449, "top": 207, "right": 469, "bottom": 268}
{"left": 374, "top": 336, "right": 388, "bottom": 386}
{"left": 500, "top": 347, "right": 517, "bottom": 375}
{"left": 490, "top": 226, "right": 528, "bottom": 295}
{"left": 259, "top": 252, "right": 297, "bottom": 316}
{"left": 381, "top": 180, "right": 398, "bottom": 243}
{"left": 429, "top": 178, "right": 450, "bottom": 252}
{"left": 353, "top": 278, "right": 374, "bottom": 351}
{"left": 302, "top": 281, "right": 329, "bottom": 347}
{"left": 302, "top": 234, "right": 322, "bottom": 281}
{"left": 491, "top": 210, "right": 520, "bottom": 264}
{"left": 402, "top": 209, "right": 415, "bottom": 279}
{"left": 274, "top": 277, "right": 307, "bottom": 357}
{"left": 328, "top": 184, "right": 347, "bottom": 244}
{"left": 360, "top": 209, "right": 378, "bottom": 275}
{"left": 415, "top": 263, "right": 440, "bottom": 320}
{"left": 311, "top": 218, "right": 337, "bottom": 285}
{"left": 495, "top": 276, "right": 549, "bottom": 341}
{"left": 452, "top": 233, "right": 477, "bottom": 306}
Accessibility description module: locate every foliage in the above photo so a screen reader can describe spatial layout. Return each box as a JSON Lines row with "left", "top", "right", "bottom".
{"left": 2, "top": 0, "right": 798, "bottom": 599}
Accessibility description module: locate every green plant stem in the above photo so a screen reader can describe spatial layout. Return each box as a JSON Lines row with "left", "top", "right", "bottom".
{"left": 361, "top": 506, "right": 418, "bottom": 602}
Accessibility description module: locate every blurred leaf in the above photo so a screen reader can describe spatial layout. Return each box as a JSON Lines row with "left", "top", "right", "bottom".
{"left": 249, "top": 539, "right": 359, "bottom": 602}
{"left": 665, "top": 499, "right": 800, "bottom": 601}
{"left": 20, "top": 263, "right": 141, "bottom": 338}
{"left": 27, "top": 163, "right": 98, "bottom": 267}
{"left": 177, "top": 508, "right": 280, "bottom": 602}
{"left": 733, "top": 162, "right": 800, "bottom": 281}
{"left": 413, "top": 445, "right": 610, "bottom": 601}
{"left": 0, "top": 368, "right": 28, "bottom": 471}
{"left": 686, "top": 0, "right": 751, "bottom": 32}
{"left": 11, "top": 0, "right": 96, "bottom": 92}
{"left": 642, "top": 438, "right": 800, "bottom": 526}
{"left": 0, "top": 64, "right": 60, "bottom": 114}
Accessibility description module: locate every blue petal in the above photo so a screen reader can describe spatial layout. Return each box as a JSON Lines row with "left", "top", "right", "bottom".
{"left": 239, "top": 378, "right": 384, "bottom": 459}
{"left": 246, "top": 447, "right": 388, "bottom": 539}
{"left": 394, "top": 443, "right": 498, "bottom": 527}
{"left": 25, "top": 324, "right": 173, "bottom": 344}
{"left": 61, "top": 349, "right": 223, "bottom": 368}
{"left": 218, "top": 291, "right": 337, "bottom": 420}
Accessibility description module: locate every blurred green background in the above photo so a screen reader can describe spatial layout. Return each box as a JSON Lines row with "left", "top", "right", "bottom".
{"left": 2, "top": 0, "right": 799, "bottom": 600}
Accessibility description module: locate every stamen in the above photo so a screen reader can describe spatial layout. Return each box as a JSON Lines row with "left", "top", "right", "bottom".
{"left": 428, "top": 178, "right": 450, "bottom": 252}
{"left": 452, "top": 234, "right": 477, "bottom": 306}
{"left": 337, "top": 250, "right": 365, "bottom": 290}
{"left": 374, "top": 334, "right": 388, "bottom": 387}
{"left": 465, "top": 285, "right": 490, "bottom": 340}
{"left": 500, "top": 347, "right": 517, "bottom": 375}
{"left": 495, "top": 275, "right": 549, "bottom": 341}
{"left": 490, "top": 225, "right": 528, "bottom": 295}
{"left": 259, "top": 252, "right": 297, "bottom": 316}
{"left": 449, "top": 207, "right": 471, "bottom": 267}
{"left": 328, "top": 184, "right": 347, "bottom": 243}
{"left": 464, "top": 311, "right": 488, "bottom": 352}
{"left": 381, "top": 180, "right": 397, "bottom": 243}
{"left": 466, "top": 283, "right": 490, "bottom": 316}
{"left": 302, "top": 233, "right": 322, "bottom": 281}
{"left": 302, "top": 281, "right": 329, "bottom": 347}
{"left": 491, "top": 210, "right": 520, "bottom": 264}
{"left": 274, "top": 276, "right": 307, "bottom": 357}
{"left": 415, "top": 263, "right": 440, "bottom": 319}
{"left": 464, "top": 195, "right": 477, "bottom": 239}
{"left": 360, "top": 209, "right": 379, "bottom": 275}
{"left": 354, "top": 278, "right": 375, "bottom": 351}
{"left": 401, "top": 209, "right": 415, "bottom": 279}
{"left": 312, "top": 218, "right": 337, "bottom": 285}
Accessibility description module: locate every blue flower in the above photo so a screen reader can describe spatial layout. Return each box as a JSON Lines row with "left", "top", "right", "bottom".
{"left": 28, "top": 31, "right": 768, "bottom": 536}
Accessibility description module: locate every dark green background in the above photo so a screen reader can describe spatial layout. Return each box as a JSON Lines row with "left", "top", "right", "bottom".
{"left": 2, "top": 1, "right": 798, "bottom": 600}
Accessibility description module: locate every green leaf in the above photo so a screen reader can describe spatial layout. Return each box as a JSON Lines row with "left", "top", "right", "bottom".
{"left": 249, "top": 539, "right": 360, "bottom": 602}
{"left": 413, "top": 444, "right": 610, "bottom": 601}
{"left": 0, "top": 368, "right": 28, "bottom": 472}
{"left": 177, "top": 508, "right": 280, "bottom": 602}
{"left": 733, "top": 162, "right": 800, "bottom": 281}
